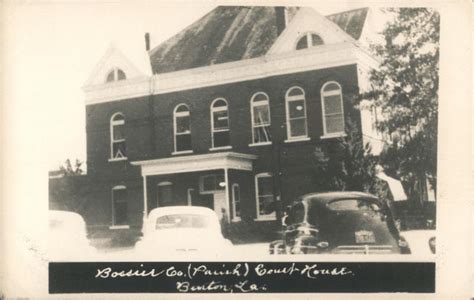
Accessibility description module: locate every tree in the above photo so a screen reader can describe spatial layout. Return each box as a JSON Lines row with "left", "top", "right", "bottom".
{"left": 59, "top": 158, "right": 84, "bottom": 176}
{"left": 312, "top": 119, "right": 380, "bottom": 194}
{"left": 363, "top": 8, "right": 439, "bottom": 203}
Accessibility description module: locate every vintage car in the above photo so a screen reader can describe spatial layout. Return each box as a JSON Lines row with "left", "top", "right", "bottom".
{"left": 49, "top": 210, "right": 97, "bottom": 260}
{"left": 135, "top": 206, "right": 233, "bottom": 259}
{"left": 400, "top": 230, "right": 436, "bottom": 256}
{"left": 269, "top": 192, "right": 411, "bottom": 255}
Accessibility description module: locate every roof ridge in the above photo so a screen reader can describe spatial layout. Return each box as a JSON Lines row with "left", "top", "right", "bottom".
{"left": 326, "top": 7, "right": 369, "bottom": 17}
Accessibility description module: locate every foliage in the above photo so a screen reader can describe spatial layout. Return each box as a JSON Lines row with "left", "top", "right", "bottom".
{"left": 59, "top": 159, "right": 84, "bottom": 176}
{"left": 313, "top": 120, "right": 379, "bottom": 193}
{"left": 363, "top": 8, "right": 439, "bottom": 199}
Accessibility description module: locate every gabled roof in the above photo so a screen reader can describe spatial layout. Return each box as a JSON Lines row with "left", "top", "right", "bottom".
{"left": 149, "top": 6, "right": 369, "bottom": 74}
{"left": 84, "top": 43, "right": 150, "bottom": 87}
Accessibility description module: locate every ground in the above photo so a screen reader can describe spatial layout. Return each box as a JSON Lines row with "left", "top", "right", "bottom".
{"left": 94, "top": 242, "right": 269, "bottom": 261}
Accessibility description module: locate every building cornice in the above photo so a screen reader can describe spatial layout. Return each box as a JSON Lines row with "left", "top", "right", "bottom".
{"left": 84, "top": 42, "right": 378, "bottom": 105}
{"left": 131, "top": 152, "right": 258, "bottom": 176}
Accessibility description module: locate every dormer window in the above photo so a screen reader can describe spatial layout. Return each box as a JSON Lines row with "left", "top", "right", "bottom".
{"left": 296, "top": 33, "right": 324, "bottom": 50}
{"left": 106, "top": 68, "right": 126, "bottom": 83}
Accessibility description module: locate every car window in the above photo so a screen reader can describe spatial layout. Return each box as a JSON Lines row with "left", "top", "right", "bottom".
{"left": 327, "top": 199, "right": 381, "bottom": 211}
{"left": 155, "top": 214, "right": 210, "bottom": 230}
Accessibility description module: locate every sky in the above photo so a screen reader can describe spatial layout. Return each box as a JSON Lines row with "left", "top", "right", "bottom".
{"left": 3, "top": 1, "right": 379, "bottom": 171}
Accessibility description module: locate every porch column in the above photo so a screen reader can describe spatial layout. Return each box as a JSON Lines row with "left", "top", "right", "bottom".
{"left": 224, "top": 167, "right": 230, "bottom": 221}
{"left": 142, "top": 175, "right": 148, "bottom": 222}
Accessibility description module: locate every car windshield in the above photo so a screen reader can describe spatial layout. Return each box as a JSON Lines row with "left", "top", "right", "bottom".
{"left": 155, "top": 214, "right": 210, "bottom": 230}
{"left": 327, "top": 199, "right": 381, "bottom": 211}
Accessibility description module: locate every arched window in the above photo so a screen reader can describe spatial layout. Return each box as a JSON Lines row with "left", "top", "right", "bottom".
{"left": 250, "top": 92, "right": 271, "bottom": 144}
{"left": 232, "top": 184, "right": 241, "bottom": 220}
{"left": 255, "top": 173, "right": 275, "bottom": 220}
{"left": 112, "top": 185, "right": 128, "bottom": 226}
{"left": 285, "top": 87, "right": 308, "bottom": 140}
{"left": 296, "top": 33, "right": 324, "bottom": 50}
{"left": 173, "top": 104, "right": 191, "bottom": 153}
{"left": 321, "top": 81, "right": 345, "bottom": 136}
{"left": 211, "top": 98, "right": 230, "bottom": 148}
{"left": 157, "top": 182, "right": 173, "bottom": 207}
{"left": 110, "top": 113, "right": 126, "bottom": 160}
{"left": 106, "top": 68, "right": 127, "bottom": 83}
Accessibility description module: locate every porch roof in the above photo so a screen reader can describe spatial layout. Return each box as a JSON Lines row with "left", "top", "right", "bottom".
{"left": 131, "top": 152, "right": 257, "bottom": 176}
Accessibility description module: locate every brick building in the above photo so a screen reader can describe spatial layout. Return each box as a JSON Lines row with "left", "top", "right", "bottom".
{"left": 50, "top": 6, "right": 385, "bottom": 242}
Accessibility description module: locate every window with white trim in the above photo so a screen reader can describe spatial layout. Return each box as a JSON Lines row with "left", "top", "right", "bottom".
{"left": 112, "top": 185, "right": 128, "bottom": 226}
{"left": 285, "top": 87, "right": 308, "bottom": 140}
{"left": 251, "top": 92, "right": 271, "bottom": 144}
{"left": 296, "top": 33, "right": 324, "bottom": 50}
{"left": 110, "top": 113, "right": 126, "bottom": 160}
{"left": 157, "top": 182, "right": 173, "bottom": 207}
{"left": 232, "top": 184, "right": 241, "bottom": 220}
{"left": 321, "top": 81, "right": 345, "bottom": 136}
{"left": 106, "top": 68, "right": 126, "bottom": 83}
{"left": 255, "top": 173, "right": 276, "bottom": 219}
{"left": 174, "top": 104, "right": 192, "bottom": 152}
{"left": 211, "top": 98, "right": 230, "bottom": 148}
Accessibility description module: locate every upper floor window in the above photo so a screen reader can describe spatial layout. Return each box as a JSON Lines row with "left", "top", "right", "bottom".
{"left": 321, "top": 81, "right": 345, "bottom": 136}
{"left": 211, "top": 98, "right": 230, "bottom": 149}
{"left": 106, "top": 68, "right": 126, "bottom": 83}
{"left": 112, "top": 185, "right": 128, "bottom": 226}
{"left": 173, "top": 104, "right": 192, "bottom": 153}
{"left": 285, "top": 87, "right": 308, "bottom": 140}
{"left": 250, "top": 92, "right": 271, "bottom": 144}
{"left": 255, "top": 173, "right": 276, "bottom": 220}
{"left": 110, "top": 113, "right": 126, "bottom": 160}
{"left": 296, "top": 33, "right": 324, "bottom": 50}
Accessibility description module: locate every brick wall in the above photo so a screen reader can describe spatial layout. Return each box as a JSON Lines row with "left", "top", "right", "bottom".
{"left": 52, "top": 64, "right": 362, "bottom": 244}
{"left": 85, "top": 64, "right": 360, "bottom": 167}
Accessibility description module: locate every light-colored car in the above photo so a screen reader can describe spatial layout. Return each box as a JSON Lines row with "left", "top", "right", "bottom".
{"left": 400, "top": 230, "right": 436, "bottom": 257}
{"left": 135, "top": 206, "right": 233, "bottom": 259}
{"left": 49, "top": 210, "right": 97, "bottom": 260}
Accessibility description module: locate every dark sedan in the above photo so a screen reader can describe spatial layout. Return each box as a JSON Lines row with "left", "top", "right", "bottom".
{"left": 269, "top": 192, "right": 410, "bottom": 255}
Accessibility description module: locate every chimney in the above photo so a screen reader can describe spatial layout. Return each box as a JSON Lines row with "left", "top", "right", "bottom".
{"left": 145, "top": 32, "right": 150, "bottom": 51}
{"left": 275, "top": 7, "right": 287, "bottom": 35}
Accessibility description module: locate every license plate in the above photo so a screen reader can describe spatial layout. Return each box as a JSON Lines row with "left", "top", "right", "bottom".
{"left": 355, "top": 230, "right": 375, "bottom": 244}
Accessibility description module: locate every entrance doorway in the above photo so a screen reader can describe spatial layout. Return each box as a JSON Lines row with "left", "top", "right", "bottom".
{"left": 213, "top": 191, "right": 227, "bottom": 221}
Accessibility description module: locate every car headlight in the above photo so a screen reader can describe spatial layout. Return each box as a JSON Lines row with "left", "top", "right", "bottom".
{"left": 398, "top": 237, "right": 409, "bottom": 248}
{"left": 316, "top": 241, "right": 329, "bottom": 249}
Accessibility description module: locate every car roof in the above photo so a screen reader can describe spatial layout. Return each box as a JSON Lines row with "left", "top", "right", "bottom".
{"left": 148, "top": 206, "right": 219, "bottom": 219}
{"left": 299, "top": 191, "right": 380, "bottom": 206}
{"left": 49, "top": 210, "right": 85, "bottom": 222}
